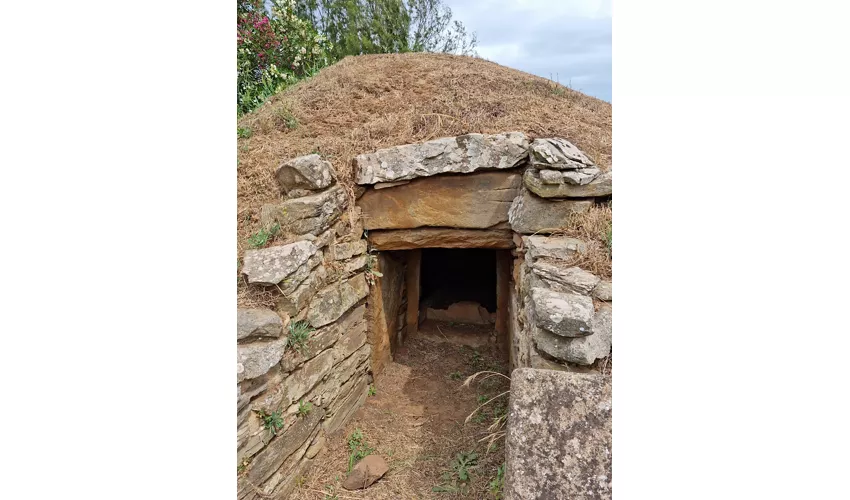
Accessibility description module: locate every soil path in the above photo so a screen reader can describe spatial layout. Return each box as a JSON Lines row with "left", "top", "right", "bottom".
{"left": 290, "top": 323, "right": 510, "bottom": 500}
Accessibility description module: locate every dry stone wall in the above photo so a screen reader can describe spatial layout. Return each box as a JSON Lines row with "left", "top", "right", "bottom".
{"left": 237, "top": 155, "right": 374, "bottom": 500}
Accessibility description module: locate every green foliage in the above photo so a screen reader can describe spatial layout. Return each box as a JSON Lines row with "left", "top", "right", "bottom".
{"left": 257, "top": 409, "right": 285, "bottom": 435}
{"left": 347, "top": 428, "right": 374, "bottom": 472}
{"left": 298, "top": 400, "right": 313, "bottom": 417}
{"left": 288, "top": 320, "right": 314, "bottom": 355}
{"left": 448, "top": 371, "right": 462, "bottom": 380}
{"left": 247, "top": 223, "right": 280, "bottom": 248}
{"left": 237, "top": 127, "right": 253, "bottom": 138}
{"left": 368, "top": 384, "right": 377, "bottom": 396}
{"left": 433, "top": 451, "right": 478, "bottom": 493}
{"left": 237, "top": 0, "right": 333, "bottom": 115}
{"left": 488, "top": 463, "right": 505, "bottom": 498}
{"left": 295, "top": 0, "right": 476, "bottom": 60}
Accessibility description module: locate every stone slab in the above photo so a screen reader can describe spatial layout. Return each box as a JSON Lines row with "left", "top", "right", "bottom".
{"left": 355, "top": 132, "right": 529, "bottom": 184}
{"left": 367, "top": 227, "right": 514, "bottom": 250}
{"left": 357, "top": 171, "right": 522, "bottom": 230}
{"left": 242, "top": 241, "right": 319, "bottom": 286}
{"left": 525, "top": 169, "right": 612, "bottom": 198}
{"left": 508, "top": 189, "right": 593, "bottom": 234}
{"left": 505, "top": 368, "right": 612, "bottom": 500}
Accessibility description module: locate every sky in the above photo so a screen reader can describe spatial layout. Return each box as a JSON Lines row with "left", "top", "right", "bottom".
{"left": 445, "top": 0, "right": 612, "bottom": 102}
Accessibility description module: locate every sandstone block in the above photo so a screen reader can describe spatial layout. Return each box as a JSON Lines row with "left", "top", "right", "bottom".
{"left": 357, "top": 171, "right": 521, "bottom": 230}
{"left": 531, "top": 259, "right": 601, "bottom": 295}
{"left": 368, "top": 227, "right": 514, "bottom": 250}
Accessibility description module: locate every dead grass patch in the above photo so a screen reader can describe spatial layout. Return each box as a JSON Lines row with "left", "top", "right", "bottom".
{"left": 551, "top": 203, "right": 612, "bottom": 278}
{"left": 236, "top": 52, "right": 612, "bottom": 263}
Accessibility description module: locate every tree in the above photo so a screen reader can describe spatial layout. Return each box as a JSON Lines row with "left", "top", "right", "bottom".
{"left": 295, "top": 0, "right": 476, "bottom": 60}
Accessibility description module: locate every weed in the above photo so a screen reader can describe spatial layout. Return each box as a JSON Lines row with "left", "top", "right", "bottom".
{"left": 452, "top": 451, "right": 478, "bottom": 481}
{"left": 287, "top": 320, "right": 314, "bottom": 355}
{"left": 368, "top": 384, "right": 377, "bottom": 397}
{"left": 433, "top": 451, "right": 478, "bottom": 493}
{"left": 257, "top": 409, "right": 285, "bottom": 435}
{"left": 273, "top": 106, "right": 298, "bottom": 130}
{"left": 247, "top": 222, "right": 280, "bottom": 248}
{"left": 488, "top": 463, "right": 506, "bottom": 498}
{"left": 237, "top": 456, "right": 250, "bottom": 475}
{"left": 449, "top": 371, "right": 462, "bottom": 380}
{"left": 297, "top": 400, "right": 312, "bottom": 417}
{"left": 323, "top": 483, "right": 339, "bottom": 500}
{"left": 477, "top": 394, "right": 489, "bottom": 404}
{"left": 237, "top": 127, "right": 252, "bottom": 138}
{"left": 364, "top": 253, "right": 383, "bottom": 286}
{"left": 347, "top": 428, "right": 374, "bottom": 472}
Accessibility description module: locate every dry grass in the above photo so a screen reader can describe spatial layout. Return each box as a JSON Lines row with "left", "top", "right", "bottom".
{"left": 236, "top": 52, "right": 612, "bottom": 260}
{"left": 551, "top": 203, "right": 613, "bottom": 278}
{"left": 289, "top": 335, "right": 510, "bottom": 500}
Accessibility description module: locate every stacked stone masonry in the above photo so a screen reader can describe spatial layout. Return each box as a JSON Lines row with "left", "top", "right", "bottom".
{"left": 239, "top": 132, "right": 612, "bottom": 498}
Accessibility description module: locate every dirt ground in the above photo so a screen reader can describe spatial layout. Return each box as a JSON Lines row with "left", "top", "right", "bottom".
{"left": 290, "top": 323, "right": 511, "bottom": 500}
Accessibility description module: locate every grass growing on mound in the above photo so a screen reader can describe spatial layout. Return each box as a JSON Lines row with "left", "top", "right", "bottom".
{"left": 553, "top": 202, "right": 613, "bottom": 278}
{"left": 235, "top": 52, "right": 611, "bottom": 261}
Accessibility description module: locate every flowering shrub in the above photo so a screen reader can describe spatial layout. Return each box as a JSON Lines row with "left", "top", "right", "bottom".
{"left": 237, "top": 0, "right": 332, "bottom": 115}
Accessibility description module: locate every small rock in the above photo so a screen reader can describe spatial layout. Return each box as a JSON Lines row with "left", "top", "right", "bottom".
{"left": 237, "top": 308, "right": 284, "bottom": 341}
{"left": 275, "top": 154, "right": 336, "bottom": 194}
{"left": 593, "top": 280, "right": 612, "bottom": 301}
{"left": 508, "top": 188, "right": 593, "bottom": 234}
{"left": 530, "top": 287, "right": 594, "bottom": 337}
{"left": 529, "top": 137, "right": 596, "bottom": 170}
{"left": 342, "top": 455, "right": 389, "bottom": 490}
{"left": 242, "top": 240, "right": 319, "bottom": 285}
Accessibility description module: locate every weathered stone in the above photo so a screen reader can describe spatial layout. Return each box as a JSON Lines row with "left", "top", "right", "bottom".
{"left": 238, "top": 407, "right": 324, "bottom": 499}
{"left": 281, "top": 251, "right": 323, "bottom": 295}
{"left": 539, "top": 169, "right": 563, "bottom": 184}
{"left": 562, "top": 166, "right": 602, "bottom": 185}
{"left": 305, "top": 434, "right": 326, "bottom": 459}
{"left": 425, "top": 301, "right": 492, "bottom": 325}
{"left": 332, "top": 240, "right": 368, "bottom": 260}
{"left": 368, "top": 227, "right": 514, "bottom": 250}
{"left": 275, "top": 154, "right": 336, "bottom": 194}
{"left": 307, "top": 273, "right": 369, "bottom": 328}
{"left": 366, "top": 252, "right": 405, "bottom": 376}
{"left": 505, "top": 368, "right": 611, "bottom": 500}
{"left": 261, "top": 185, "right": 347, "bottom": 236}
{"left": 333, "top": 317, "right": 368, "bottom": 361}
{"left": 309, "top": 345, "right": 370, "bottom": 410}
{"left": 323, "top": 374, "right": 369, "bottom": 433}
{"left": 325, "top": 255, "right": 369, "bottom": 284}
{"left": 533, "top": 305, "right": 611, "bottom": 365}
{"left": 357, "top": 171, "right": 521, "bottom": 230}
{"left": 525, "top": 169, "right": 612, "bottom": 198}
{"left": 242, "top": 241, "right": 318, "bottom": 285}
{"left": 531, "top": 259, "right": 601, "bottom": 295}
{"left": 530, "top": 287, "right": 594, "bottom": 337}
{"left": 237, "top": 337, "right": 288, "bottom": 382}
{"left": 528, "top": 137, "right": 596, "bottom": 170}
{"left": 508, "top": 189, "right": 593, "bottom": 234}
{"left": 593, "top": 280, "right": 612, "bottom": 301}
{"left": 276, "top": 264, "right": 327, "bottom": 316}
{"left": 530, "top": 352, "right": 570, "bottom": 372}
{"left": 342, "top": 455, "right": 389, "bottom": 490}
{"left": 261, "top": 349, "right": 336, "bottom": 410}
{"left": 355, "top": 132, "right": 529, "bottom": 184}
{"left": 237, "top": 308, "right": 284, "bottom": 341}
{"left": 524, "top": 235, "right": 587, "bottom": 262}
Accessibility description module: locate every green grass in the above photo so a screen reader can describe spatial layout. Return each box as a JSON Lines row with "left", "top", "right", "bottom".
{"left": 347, "top": 428, "right": 374, "bottom": 472}
{"left": 247, "top": 223, "right": 280, "bottom": 248}
{"left": 257, "top": 409, "right": 284, "bottom": 435}
{"left": 237, "top": 127, "right": 252, "bottom": 138}
{"left": 287, "top": 320, "right": 314, "bottom": 355}
{"left": 297, "top": 400, "right": 312, "bottom": 418}
{"left": 433, "top": 451, "right": 479, "bottom": 494}
{"left": 488, "top": 463, "right": 505, "bottom": 498}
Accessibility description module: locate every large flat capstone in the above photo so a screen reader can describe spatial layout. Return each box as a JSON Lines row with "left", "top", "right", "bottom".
{"left": 354, "top": 132, "right": 529, "bottom": 184}
{"left": 505, "top": 368, "right": 612, "bottom": 500}
{"left": 367, "top": 226, "right": 514, "bottom": 250}
{"left": 357, "top": 171, "right": 521, "bottom": 230}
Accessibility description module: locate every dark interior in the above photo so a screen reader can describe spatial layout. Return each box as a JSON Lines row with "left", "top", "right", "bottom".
{"left": 419, "top": 248, "right": 497, "bottom": 313}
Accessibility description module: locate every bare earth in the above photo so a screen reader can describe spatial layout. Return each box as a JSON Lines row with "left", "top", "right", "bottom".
{"left": 290, "top": 324, "right": 511, "bottom": 500}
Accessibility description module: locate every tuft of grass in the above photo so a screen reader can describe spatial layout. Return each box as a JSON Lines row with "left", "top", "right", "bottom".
{"left": 448, "top": 371, "right": 462, "bottom": 380}
{"left": 273, "top": 106, "right": 298, "bottom": 130}
{"left": 297, "top": 400, "right": 312, "bottom": 418}
{"left": 257, "top": 409, "right": 285, "bottom": 435}
{"left": 287, "top": 320, "right": 314, "bottom": 355}
{"left": 237, "top": 127, "right": 252, "bottom": 138}
{"left": 368, "top": 384, "right": 377, "bottom": 397}
{"left": 247, "top": 222, "right": 280, "bottom": 249}
{"left": 347, "top": 428, "right": 374, "bottom": 472}
{"left": 554, "top": 203, "right": 613, "bottom": 278}
{"left": 488, "top": 463, "right": 506, "bottom": 498}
